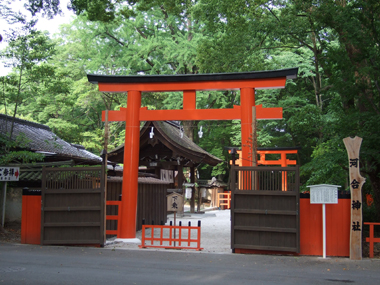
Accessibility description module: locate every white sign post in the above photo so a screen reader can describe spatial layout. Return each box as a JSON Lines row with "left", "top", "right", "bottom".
{"left": 307, "top": 184, "right": 340, "bottom": 258}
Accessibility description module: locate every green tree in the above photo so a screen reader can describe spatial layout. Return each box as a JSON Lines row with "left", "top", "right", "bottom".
{"left": 196, "top": 0, "right": 380, "bottom": 219}
{"left": 1, "top": 31, "right": 56, "bottom": 137}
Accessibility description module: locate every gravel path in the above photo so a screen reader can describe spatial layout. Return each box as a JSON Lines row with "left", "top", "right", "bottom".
{"left": 106, "top": 209, "right": 232, "bottom": 254}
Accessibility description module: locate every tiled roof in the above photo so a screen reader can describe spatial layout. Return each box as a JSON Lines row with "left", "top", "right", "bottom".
{"left": 155, "top": 121, "right": 222, "bottom": 163}
{"left": 0, "top": 114, "right": 102, "bottom": 164}
{"left": 108, "top": 121, "right": 222, "bottom": 166}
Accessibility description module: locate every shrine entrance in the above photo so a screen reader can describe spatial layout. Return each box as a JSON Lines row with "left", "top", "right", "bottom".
{"left": 87, "top": 68, "right": 298, "bottom": 240}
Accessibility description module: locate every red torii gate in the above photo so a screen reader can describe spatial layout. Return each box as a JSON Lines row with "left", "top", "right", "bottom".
{"left": 88, "top": 68, "right": 298, "bottom": 240}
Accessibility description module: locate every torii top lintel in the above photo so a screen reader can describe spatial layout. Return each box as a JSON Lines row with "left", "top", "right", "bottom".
{"left": 88, "top": 68, "right": 298, "bottom": 122}
{"left": 88, "top": 68, "right": 298, "bottom": 92}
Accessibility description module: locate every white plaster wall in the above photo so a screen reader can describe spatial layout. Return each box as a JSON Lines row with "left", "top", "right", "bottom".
{"left": 4, "top": 187, "right": 22, "bottom": 223}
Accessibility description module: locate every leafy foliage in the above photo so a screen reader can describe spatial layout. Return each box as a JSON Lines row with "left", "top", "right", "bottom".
{"left": 1, "top": 0, "right": 380, "bottom": 219}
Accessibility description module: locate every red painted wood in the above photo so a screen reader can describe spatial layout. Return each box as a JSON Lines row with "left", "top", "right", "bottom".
{"left": 21, "top": 195, "right": 41, "bottom": 245}
{"left": 119, "top": 90, "right": 141, "bottom": 238}
{"left": 102, "top": 104, "right": 283, "bottom": 122}
{"left": 94, "top": 75, "right": 289, "bottom": 239}
{"left": 139, "top": 224, "right": 203, "bottom": 251}
{"left": 364, "top": 222, "right": 380, "bottom": 258}
{"left": 299, "top": 198, "right": 350, "bottom": 257}
{"left": 240, "top": 88, "right": 255, "bottom": 167}
{"left": 232, "top": 150, "right": 297, "bottom": 167}
{"left": 183, "top": 90, "right": 196, "bottom": 110}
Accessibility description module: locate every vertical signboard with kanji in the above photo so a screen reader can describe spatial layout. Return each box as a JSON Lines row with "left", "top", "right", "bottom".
{"left": 167, "top": 193, "right": 184, "bottom": 212}
{"left": 343, "top": 136, "right": 366, "bottom": 260}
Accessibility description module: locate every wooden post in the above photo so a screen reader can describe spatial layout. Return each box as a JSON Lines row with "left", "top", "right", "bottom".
{"left": 119, "top": 90, "right": 141, "bottom": 239}
{"left": 252, "top": 106, "right": 258, "bottom": 190}
{"left": 252, "top": 106, "right": 257, "bottom": 167}
{"left": 103, "top": 110, "right": 109, "bottom": 244}
{"left": 343, "top": 136, "right": 366, "bottom": 260}
{"left": 190, "top": 166, "right": 195, "bottom": 213}
{"left": 240, "top": 88, "right": 255, "bottom": 167}
{"left": 177, "top": 165, "right": 184, "bottom": 217}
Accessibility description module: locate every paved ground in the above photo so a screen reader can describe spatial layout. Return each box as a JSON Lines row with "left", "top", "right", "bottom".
{"left": 2, "top": 209, "right": 380, "bottom": 284}
{"left": 1, "top": 242, "right": 380, "bottom": 284}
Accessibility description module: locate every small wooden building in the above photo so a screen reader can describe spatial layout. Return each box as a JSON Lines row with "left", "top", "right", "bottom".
{"left": 107, "top": 121, "right": 223, "bottom": 213}
{"left": 198, "top": 178, "right": 228, "bottom": 208}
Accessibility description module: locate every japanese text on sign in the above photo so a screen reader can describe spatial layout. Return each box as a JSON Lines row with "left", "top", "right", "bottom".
{"left": 309, "top": 185, "right": 338, "bottom": 204}
{"left": 167, "top": 193, "right": 184, "bottom": 212}
{"left": 352, "top": 221, "right": 361, "bottom": 231}
{"left": 352, "top": 200, "right": 361, "bottom": 210}
{"left": 0, "top": 167, "right": 20, "bottom": 181}
{"left": 349, "top": 158, "right": 359, "bottom": 168}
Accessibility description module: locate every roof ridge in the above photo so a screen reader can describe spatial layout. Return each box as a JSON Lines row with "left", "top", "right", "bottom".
{"left": 0, "top": 113, "right": 50, "bottom": 131}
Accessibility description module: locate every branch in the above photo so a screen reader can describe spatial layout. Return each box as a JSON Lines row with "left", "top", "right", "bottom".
{"left": 265, "top": 6, "right": 281, "bottom": 23}
{"left": 135, "top": 27, "right": 147, "bottom": 39}
{"left": 159, "top": 5, "right": 178, "bottom": 43}
{"left": 320, "top": 85, "right": 333, "bottom": 92}
{"left": 104, "top": 31, "right": 126, "bottom": 47}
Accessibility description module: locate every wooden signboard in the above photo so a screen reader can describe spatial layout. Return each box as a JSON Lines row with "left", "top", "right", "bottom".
{"left": 167, "top": 193, "right": 184, "bottom": 212}
{"left": 343, "top": 136, "right": 366, "bottom": 260}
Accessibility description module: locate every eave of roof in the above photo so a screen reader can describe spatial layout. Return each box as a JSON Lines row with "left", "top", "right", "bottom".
{"left": 0, "top": 114, "right": 102, "bottom": 165}
{"left": 87, "top": 68, "right": 298, "bottom": 84}
{"left": 151, "top": 121, "right": 222, "bottom": 166}
{"left": 108, "top": 121, "right": 223, "bottom": 166}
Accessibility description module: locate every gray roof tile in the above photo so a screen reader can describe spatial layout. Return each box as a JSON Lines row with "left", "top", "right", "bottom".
{"left": 0, "top": 114, "right": 101, "bottom": 164}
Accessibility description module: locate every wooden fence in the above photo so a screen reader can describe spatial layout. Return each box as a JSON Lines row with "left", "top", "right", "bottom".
{"left": 139, "top": 221, "right": 203, "bottom": 251}
{"left": 41, "top": 167, "right": 105, "bottom": 246}
{"left": 231, "top": 165, "right": 300, "bottom": 254}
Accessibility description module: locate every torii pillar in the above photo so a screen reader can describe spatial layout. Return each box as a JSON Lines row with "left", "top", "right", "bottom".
{"left": 88, "top": 68, "right": 298, "bottom": 240}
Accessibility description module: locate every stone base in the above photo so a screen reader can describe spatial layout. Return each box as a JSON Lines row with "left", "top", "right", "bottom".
{"left": 114, "top": 238, "right": 141, "bottom": 244}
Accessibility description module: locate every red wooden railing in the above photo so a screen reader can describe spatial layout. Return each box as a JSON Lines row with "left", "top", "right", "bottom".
{"left": 217, "top": 192, "right": 231, "bottom": 209}
{"left": 139, "top": 221, "right": 203, "bottom": 251}
{"left": 364, "top": 222, "right": 380, "bottom": 258}
{"left": 106, "top": 201, "right": 122, "bottom": 235}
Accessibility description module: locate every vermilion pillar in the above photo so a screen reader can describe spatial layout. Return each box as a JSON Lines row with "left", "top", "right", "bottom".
{"left": 240, "top": 88, "right": 255, "bottom": 167}
{"left": 119, "top": 90, "right": 141, "bottom": 238}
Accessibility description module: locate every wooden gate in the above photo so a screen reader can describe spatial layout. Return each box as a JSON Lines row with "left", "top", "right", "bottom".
{"left": 231, "top": 165, "right": 300, "bottom": 253}
{"left": 41, "top": 167, "right": 105, "bottom": 246}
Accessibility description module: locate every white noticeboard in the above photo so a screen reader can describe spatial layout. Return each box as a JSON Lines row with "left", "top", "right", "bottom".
{"left": 307, "top": 184, "right": 341, "bottom": 259}
{"left": 309, "top": 184, "right": 339, "bottom": 204}
{"left": 0, "top": 167, "right": 20, "bottom": 181}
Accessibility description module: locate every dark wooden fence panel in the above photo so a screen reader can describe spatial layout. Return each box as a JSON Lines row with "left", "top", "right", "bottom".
{"left": 106, "top": 180, "right": 168, "bottom": 238}
{"left": 231, "top": 166, "right": 300, "bottom": 253}
{"left": 41, "top": 167, "right": 105, "bottom": 246}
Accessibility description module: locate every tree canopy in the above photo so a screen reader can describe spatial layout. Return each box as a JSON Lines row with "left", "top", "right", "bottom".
{"left": 1, "top": 0, "right": 380, "bottom": 220}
